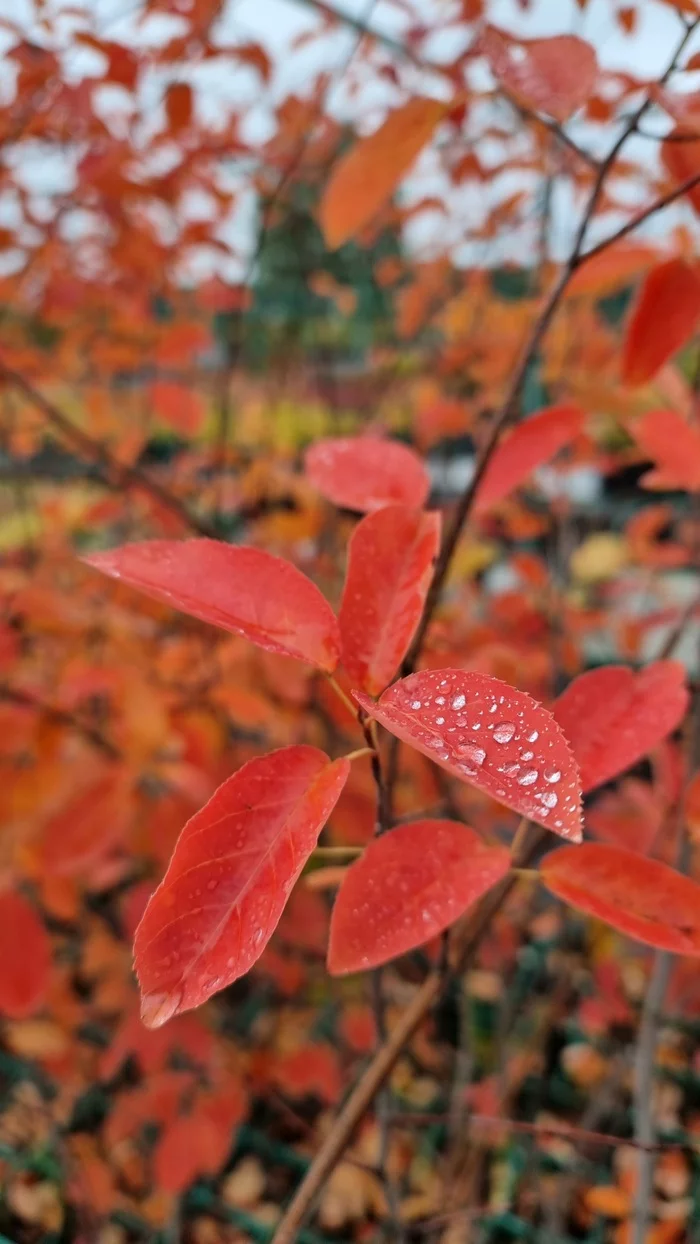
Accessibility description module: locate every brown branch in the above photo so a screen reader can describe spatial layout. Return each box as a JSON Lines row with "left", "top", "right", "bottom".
{"left": 575, "top": 166, "right": 700, "bottom": 266}
{"left": 0, "top": 361, "right": 215, "bottom": 538}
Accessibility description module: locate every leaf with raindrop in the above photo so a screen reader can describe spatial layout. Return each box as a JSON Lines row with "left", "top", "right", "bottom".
{"left": 339, "top": 505, "right": 441, "bottom": 696}
{"left": 540, "top": 842, "right": 700, "bottom": 955}
{"left": 304, "top": 437, "right": 431, "bottom": 513}
{"left": 354, "top": 670, "right": 582, "bottom": 840}
{"left": 552, "top": 661, "right": 688, "bottom": 794}
{"left": 134, "top": 746, "right": 350, "bottom": 1027}
{"left": 83, "top": 539, "right": 341, "bottom": 672}
{"left": 328, "top": 819, "right": 511, "bottom": 974}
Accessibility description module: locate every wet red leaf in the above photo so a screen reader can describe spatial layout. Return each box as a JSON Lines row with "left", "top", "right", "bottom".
{"left": 305, "top": 437, "right": 431, "bottom": 513}
{"left": 354, "top": 670, "right": 582, "bottom": 840}
{"left": 339, "top": 505, "right": 441, "bottom": 695}
{"left": 84, "top": 539, "right": 341, "bottom": 672}
{"left": 541, "top": 843, "right": 700, "bottom": 955}
{"left": 134, "top": 746, "right": 349, "bottom": 1027}
{"left": 552, "top": 662, "right": 688, "bottom": 793}
{"left": 328, "top": 819, "right": 511, "bottom": 974}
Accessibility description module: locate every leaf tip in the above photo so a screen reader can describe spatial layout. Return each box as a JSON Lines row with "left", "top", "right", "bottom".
{"left": 139, "top": 988, "right": 182, "bottom": 1029}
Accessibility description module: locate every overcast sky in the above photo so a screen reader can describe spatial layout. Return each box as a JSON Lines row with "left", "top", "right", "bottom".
{"left": 2, "top": 0, "right": 700, "bottom": 278}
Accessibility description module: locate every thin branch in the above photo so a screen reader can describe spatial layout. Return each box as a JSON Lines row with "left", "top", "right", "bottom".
{"left": 575, "top": 165, "right": 700, "bottom": 266}
{"left": 0, "top": 361, "right": 215, "bottom": 538}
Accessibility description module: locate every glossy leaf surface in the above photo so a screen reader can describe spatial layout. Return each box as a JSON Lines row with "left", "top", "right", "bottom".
{"left": 84, "top": 539, "right": 340, "bottom": 672}
{"left": 481, "top": 27, "right": 598, "bottom": 120}
{"left": 473, "top": 404, "right": 584, "bottom": 513}
{"left": 0, "top": 892, "right": 51, "bottom": 1018}
{"left": 319, "top": 97, "right": 447, "bottom": 248}
{"left": 134, "top": 746, "right": 349, "bottom": 1026}
{"left": 541, "top": 843, "right": 700, "bottom": 955}
{"left": 629, "top": 408, "right": 700, "bottom": 492}
{"left": 339, "top": 505, "right": 441, "bottom": 695}
{"left": 621, "top": 257, "right": 700, "bottom": 385}
{"left": 328, "top": 819, "right": 511, "bottom": 974}
{"left": 305, "top": 437, "right": 431, "bottom": 513}
{"left": 552, "top": 662, "right": 688, "bottom": 794}
{"left": 354, "top": 670, "right": 582, "bottom": 840}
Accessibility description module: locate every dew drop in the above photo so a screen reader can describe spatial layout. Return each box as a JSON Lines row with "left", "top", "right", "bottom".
{"left": 411, "top": 700, "right": 422, "bottom": 710}
{"left": 503, "top": 762, "right": 520, "bottom": 777}
{"left": 493, "top": 721, "right": 515, "bottom": 744}
{"left": 435, "top": 696, "right": 445, "bottom": 706}
{"left": 544, "top": 767, "right": 561, "bottom": 784}
{"left": 489, "top": 703, "right": 498, "bottom": 714}
{"left": 455, "top": 741, "right": 486, "bottom": 766}
{"left": 520, "top": 750, "right": 534, "bottom": 762}
{"left": 528, "top": 730, "right": 539, "bottom": 743}
{"left": 541, "top": 791, "right": 558, "bottom": 808}
{"left": 206, "top": 878, "right": 218, "bottom": 891}
{"left": 436, "top": 716, "right": 445, "bottom": 725}
{"left": 518, "top": 769, "right": 538, "bottom": 786}
{"left": 452, "top": 693, "right": 466, "bottom": 710}
{"left": 252, "top": 928, "right": 264, "bottom": 947}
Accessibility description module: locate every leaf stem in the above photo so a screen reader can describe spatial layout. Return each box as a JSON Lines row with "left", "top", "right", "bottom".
{"left": 342, "top": 746, "right": 375, "bottom": 763}
{"left": 326, "top": 674, "right": 360, "bottom": 722}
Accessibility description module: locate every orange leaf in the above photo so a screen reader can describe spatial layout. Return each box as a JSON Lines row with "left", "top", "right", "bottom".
{"left": 541, "top": 842, "right": 700, "bottom": 955}
{"left": 149, "top": 381, "right": 204, "bottom": 435}
{"left": 621, "top": 257, "right": 700, "bottom": 385}
{"left": 628, "top": 408, "right": 700, "bottom": 492}
{"left": 165, "top": 82, "right": 193, "bottom": 133}
{"left": 319, "top": 97, "right": 448, "bottom": 248}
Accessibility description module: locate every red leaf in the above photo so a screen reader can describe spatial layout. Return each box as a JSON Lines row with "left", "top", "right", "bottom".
{"left": 305, "top": 437, "right": 430, "bottom": 513}
{"left": 0, "top": 892, "right": 51, "bottom": 1019}
{"left": 552, "top": 662, "right": 688, "bottom": 794}
{"left": 319, "top": 97, "right": 448, "bottom": 248}
{"left": 662, "top": 129, "right": 700, "bottom": 218}
{"left": 83, "top": 539, "right": 341, "bottom": 672}
{"left": 273, "top": 1043, "right": 342, "bottom": 1104}
{"left": 149, "top": 381, "right": 204, "bottom": 435}
{"left": 41, "top": 770, "right": 133, "bottom": 876}
{"left": 628, "top": 409, "right": 700, "bottom": 492}
{"left": 328, "top": 819, "right": 511, "bottom": 974}
{"left": 339, "top": 505, "right": 441, "bottom": 695}
{"left": 165, "top": 81, "right": 193, "bottom": 133}
{"left": 354, "top": 670, "right": 582, "bottom": 840}
{"left": 473, "top": 404, "right": 584, "bottom": 513}
{"left": 153, "top": 1087, "right": 245, "bottom": 1194}
{"left": 134, "top": 746, "right": 349, "bottom": 1027}
{"left": 541, "top": 843, "right": 700, "bottom": 955}
{"left": 480, "top": 27, "right": 598, "bottom": 121}
{"left": 620, "top": 257, "right": 700, "bottom": 385}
